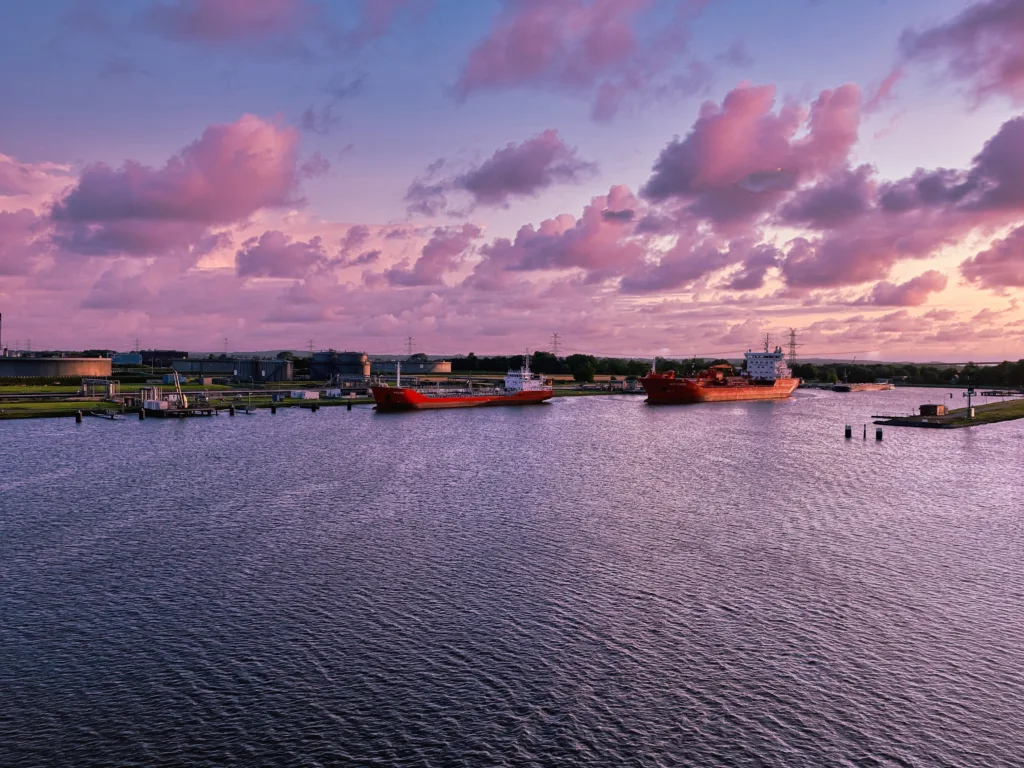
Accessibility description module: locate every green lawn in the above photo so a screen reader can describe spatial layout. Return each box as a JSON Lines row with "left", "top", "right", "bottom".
{"left": 944, "top": 398, "right": 1024, "bottom": 426}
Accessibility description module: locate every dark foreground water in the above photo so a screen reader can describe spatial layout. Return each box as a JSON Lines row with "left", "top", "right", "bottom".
{"left": 2, "top": 388, "right": 1023, "bottom": 767}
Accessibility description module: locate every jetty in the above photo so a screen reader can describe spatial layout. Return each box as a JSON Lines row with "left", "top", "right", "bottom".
{"left": 874, "top": 398, "right": 1024, "bottom": 429}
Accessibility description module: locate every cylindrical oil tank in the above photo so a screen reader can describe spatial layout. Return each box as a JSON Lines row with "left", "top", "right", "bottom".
{"left": 311, "top": 350, "right": 369, "bottom": 379}
{"left": 0, "top": 357, "right": 113, "bottom": 378}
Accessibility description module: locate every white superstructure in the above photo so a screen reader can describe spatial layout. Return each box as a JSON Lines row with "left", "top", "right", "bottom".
{"left": 504, "top": 355, "right": 550, "bottom": 392}
{"left": 744, "top": 345, "right": 792, "bottom": 381}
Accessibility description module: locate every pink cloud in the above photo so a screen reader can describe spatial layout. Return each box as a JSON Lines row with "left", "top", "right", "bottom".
{"left": 0, "top": 154, "right": 72, "bottom": 199}
{"left": 458, "top": 129, "right": 596, "bottom": 205}
{"left": 236, "top": 230, "right": 326, "bottom": 278}
{"left": 778, "top": 166, "right": 873, "bottom": 229}
{"left": 619, "top": 237, "right": 742, "bottom": 294}
{"left": 455, "top": 0, "right": 707, "bottom": 120}
{"left": 900, "top": 0, "right": 1024, "bottom": 105}
{"left": 145, "top": 0, "right": 311, "bottom": 43}
{"left": 864, "top": 67, "right": 903, "bottom": 113}
{"left": 385, "top": 224, "right": 481, "bottom": 286}
{"left": 960, "top": 224, "right": 1024, "bottom": 288}
{"left": 640, "top": 83, "right": 861, "bottom": 227}
{"left": 51, "top": 114, "right": 300, "bottom": 256}
{"left": 777, "top": 112, "right": 1024, "bottom": 290}
{"left": 877, "top": 115, "right": 1024, "bottom": 216}
{"left": 779, "top": 221, "right": 953, "bottom": 290}
{"left": 81, "top": 260, "right": 158, "bottom": 310}
{"left": 861, "top": 270, "right": 948, "bottom": 306}
{"left": 456, "top": 0, "right": 645, "bottom": 95}
{"left": 339, "top": 224, "right": 371, "bottom": 256}
{"left": 469, "top": 185, "right": 645, "bottom": 287}
{"left": 405, "top": 129, "right": 595, "bottom": 215}
{"left": 722, "top": 243, "right": 781, "bottom": 290}
{"left": 0, "top": 209, "right": 47, "bottom": 276}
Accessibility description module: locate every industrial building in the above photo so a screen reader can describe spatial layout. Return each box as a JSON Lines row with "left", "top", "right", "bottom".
{"left": 171, "top": 358, "right": 293, "bottom": 383}
{"left": 141, "top": 350, "right": 188, "bottom": 367}
{"left": 311, "top": 350, "right": 371, "bottom": 381}
{"left": 0, "top": 357, "right": 113, "bottom": 378}
{"left": 372, "top": 358, "right": 452, "bottom": 375}
{"left": 112, "top": 352, "right": 143, "bottom": 365}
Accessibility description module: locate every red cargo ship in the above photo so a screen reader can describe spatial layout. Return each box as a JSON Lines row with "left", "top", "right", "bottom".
{"left": 371, "top": 358, "right": 553, "bottom": 411}
{"left": 641, "top": 342, "right": 800, "bottom": 404}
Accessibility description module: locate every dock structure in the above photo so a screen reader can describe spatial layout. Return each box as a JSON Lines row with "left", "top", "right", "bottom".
{"left": 147, "top": 406, "right": 217, "bottom": 418}
{"left": 874, "top": 398, "right": 1024, "bottom": 429}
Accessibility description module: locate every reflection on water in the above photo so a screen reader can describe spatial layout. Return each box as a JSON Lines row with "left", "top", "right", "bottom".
{"left": 1, "top": 389, "right": 1022, "bottom": 766}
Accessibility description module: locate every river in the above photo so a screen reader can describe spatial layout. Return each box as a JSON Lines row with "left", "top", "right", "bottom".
{"left": 1, "top": 388, "right": 1022, "bottom": 766}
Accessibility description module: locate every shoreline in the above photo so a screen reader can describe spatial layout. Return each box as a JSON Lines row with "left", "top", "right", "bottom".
{"left": 874, "top": 398, "right": 1024, "bottom": 429}
{"left": 0, "top": 389, "right": 645, "bottom": 421}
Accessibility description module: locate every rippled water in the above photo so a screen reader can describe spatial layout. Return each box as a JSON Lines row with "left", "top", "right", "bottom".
{"left": 2, "top": 388, "right": 1023, "bottom": 767}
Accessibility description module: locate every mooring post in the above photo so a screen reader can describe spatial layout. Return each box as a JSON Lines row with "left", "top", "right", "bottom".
{"left": 844, "top": 425, "right": 852, "bottom": 439}
{"left": 876, "top": 427, "right": 883, "bottom": 441}
{"left": 229, "top": 405, "right": 235, "bottom": 416}
{"left": 139, "top": 409, "right": 145, "bottom": 420}
{"left": 347, "top": 402, "right": 352, "bottom": 411}
{"left": 75, "top": 410, "right": 83, "bottom": 423}
{"left": 271, "top": 405, "right": 276, "bottom": 414}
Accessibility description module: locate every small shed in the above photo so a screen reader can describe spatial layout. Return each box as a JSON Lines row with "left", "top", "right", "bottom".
{"left": 290, "top": 390, "right": 319, "bottom": 400}
{"left": 920, "top": 404, "right": 946, "bottom": 416}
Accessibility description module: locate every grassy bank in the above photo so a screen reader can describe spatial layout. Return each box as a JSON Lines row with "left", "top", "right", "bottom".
{"left": 876, "top": 398, "right": 1024, "bottom": 429}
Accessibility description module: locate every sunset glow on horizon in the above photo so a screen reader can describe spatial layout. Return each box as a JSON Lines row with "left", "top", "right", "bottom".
{"left": 2, "top": 0, "right": 1024, "bottom": 361}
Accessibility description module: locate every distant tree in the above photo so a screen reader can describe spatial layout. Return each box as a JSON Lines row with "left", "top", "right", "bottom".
{"left": 530, "top": 350, "right": 560, "bottom": 374}
{"left": 572, "top": 363, "right": 596, "bottom": 382}
{"left": 409, "top": 352, "right": 429, "bottom": 361}
{"left": 565, "top": 353, "right": 596, "bottom": 371}
{"left": 792, "top": 363, "right": 818, "bottom": 380}
{"left": 276, "top": 351, "right": 295, "bottom": 361}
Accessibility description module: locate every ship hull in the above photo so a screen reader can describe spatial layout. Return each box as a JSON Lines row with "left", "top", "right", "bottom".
{"left": 371, "top": 386, "right": 553, "bottom": 412}
{"left": 641, "top": 376, "right": 800, "bottom": 404}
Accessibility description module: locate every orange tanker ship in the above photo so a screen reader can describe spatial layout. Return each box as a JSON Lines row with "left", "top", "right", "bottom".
{"left": 372, "top": 358, "right": 553, "bottom": 411}
{"left": 641, "top": 343, "right": 800, "bottom": 404}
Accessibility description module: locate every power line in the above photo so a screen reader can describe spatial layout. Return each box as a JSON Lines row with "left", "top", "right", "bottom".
{"left": 406, "top": 336, "right": 414, "bottom": 357}
{"left": 307, "top": 338, "right": 314, "bottom": 355}
{"left": 551, "top": 332, "right": 560, "bottom": 358}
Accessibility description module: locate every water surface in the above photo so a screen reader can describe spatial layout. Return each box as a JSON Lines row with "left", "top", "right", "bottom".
{"left": 2, "top": 388, "right": 1022, "bottom": 766}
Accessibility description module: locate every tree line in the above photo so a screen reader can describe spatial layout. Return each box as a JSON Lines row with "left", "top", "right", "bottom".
{"left": 792, "top": 360, "right": 1024, "bottom": 387}
{"left": 452, "top": 353, "right": 1024, "bottom": 387}
{"left": 454, "top": 353, "right": 727, "bottom": 382}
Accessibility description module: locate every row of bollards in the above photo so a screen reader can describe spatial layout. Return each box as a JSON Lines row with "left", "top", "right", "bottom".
{"left": 846, "top": 424, "right": 882, "bottom": 440}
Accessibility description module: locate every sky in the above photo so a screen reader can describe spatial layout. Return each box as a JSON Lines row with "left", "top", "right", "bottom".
{"left": 1, "top": 0, "right": 1024, "bottom": 361}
